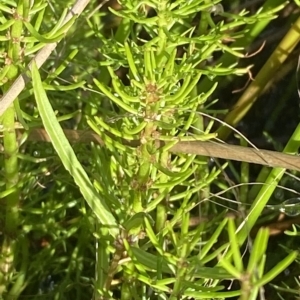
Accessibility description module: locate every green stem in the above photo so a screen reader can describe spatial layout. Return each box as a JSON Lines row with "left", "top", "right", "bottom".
{"left": 1, "top": 107, "right": 19, "bottom": 292}
{"left": 218, "top": 14, "right": 300, "bottom": 140}
{"left": 155, "top": 150, "right": 169, "bottom": 233}
{"left": 2, "top": 106, "right": 19, "bottom": 235}
{"left": 156, "top": 0, "right": 168, "bottom": 64}
{"left": 236, "top": 122, "right": 300, "bottom": 247}
{"left": 0, "top": 0, "right": 25, "bottom": 294}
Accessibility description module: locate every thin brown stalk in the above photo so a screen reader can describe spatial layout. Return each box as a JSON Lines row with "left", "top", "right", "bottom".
{"left": 18, "top": 128, "right": 300, "bottom": 171}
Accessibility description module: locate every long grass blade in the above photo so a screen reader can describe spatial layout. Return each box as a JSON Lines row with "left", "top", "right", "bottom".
{"left": 31, "top": 61, "right": 118, "bottom": 237}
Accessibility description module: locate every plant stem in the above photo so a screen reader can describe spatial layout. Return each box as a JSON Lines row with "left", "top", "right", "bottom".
{"left": 0, "top": 0, "right": 24, "bottom": 292}
{"left": 218, "top": 14, "right": 300, "bottom": 140}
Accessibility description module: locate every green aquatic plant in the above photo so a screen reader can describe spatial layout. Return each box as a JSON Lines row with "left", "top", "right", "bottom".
{"left": 0, "top": 0, "right": 299, "bottom": 299}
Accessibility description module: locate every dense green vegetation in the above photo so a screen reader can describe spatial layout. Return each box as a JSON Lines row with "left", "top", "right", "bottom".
{"left": 1, "top": 0, "right": 300, "bottom": 299}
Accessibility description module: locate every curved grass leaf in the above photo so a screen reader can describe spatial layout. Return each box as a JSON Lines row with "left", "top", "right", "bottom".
{"left": 31, "top": 61, "right": 118, "bottom": 237}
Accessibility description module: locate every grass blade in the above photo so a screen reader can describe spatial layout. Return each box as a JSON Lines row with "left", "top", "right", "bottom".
{"left": 31, "top": 61, "right": 118, "bottom": 237}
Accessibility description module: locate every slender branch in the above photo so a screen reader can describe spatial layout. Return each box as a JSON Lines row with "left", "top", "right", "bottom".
{"left": 218, "top": 15, "right": 300, "bottom": 139}
{"left": 0, "top": 0, "right": 91, "bottom": 116}
{"left": 19, "top": 128, "right": 300, "bottom": 171}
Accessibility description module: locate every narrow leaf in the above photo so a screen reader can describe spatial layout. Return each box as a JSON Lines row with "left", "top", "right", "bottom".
{"left": 31, "top": 61, "right": 118, "bottom": 237}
